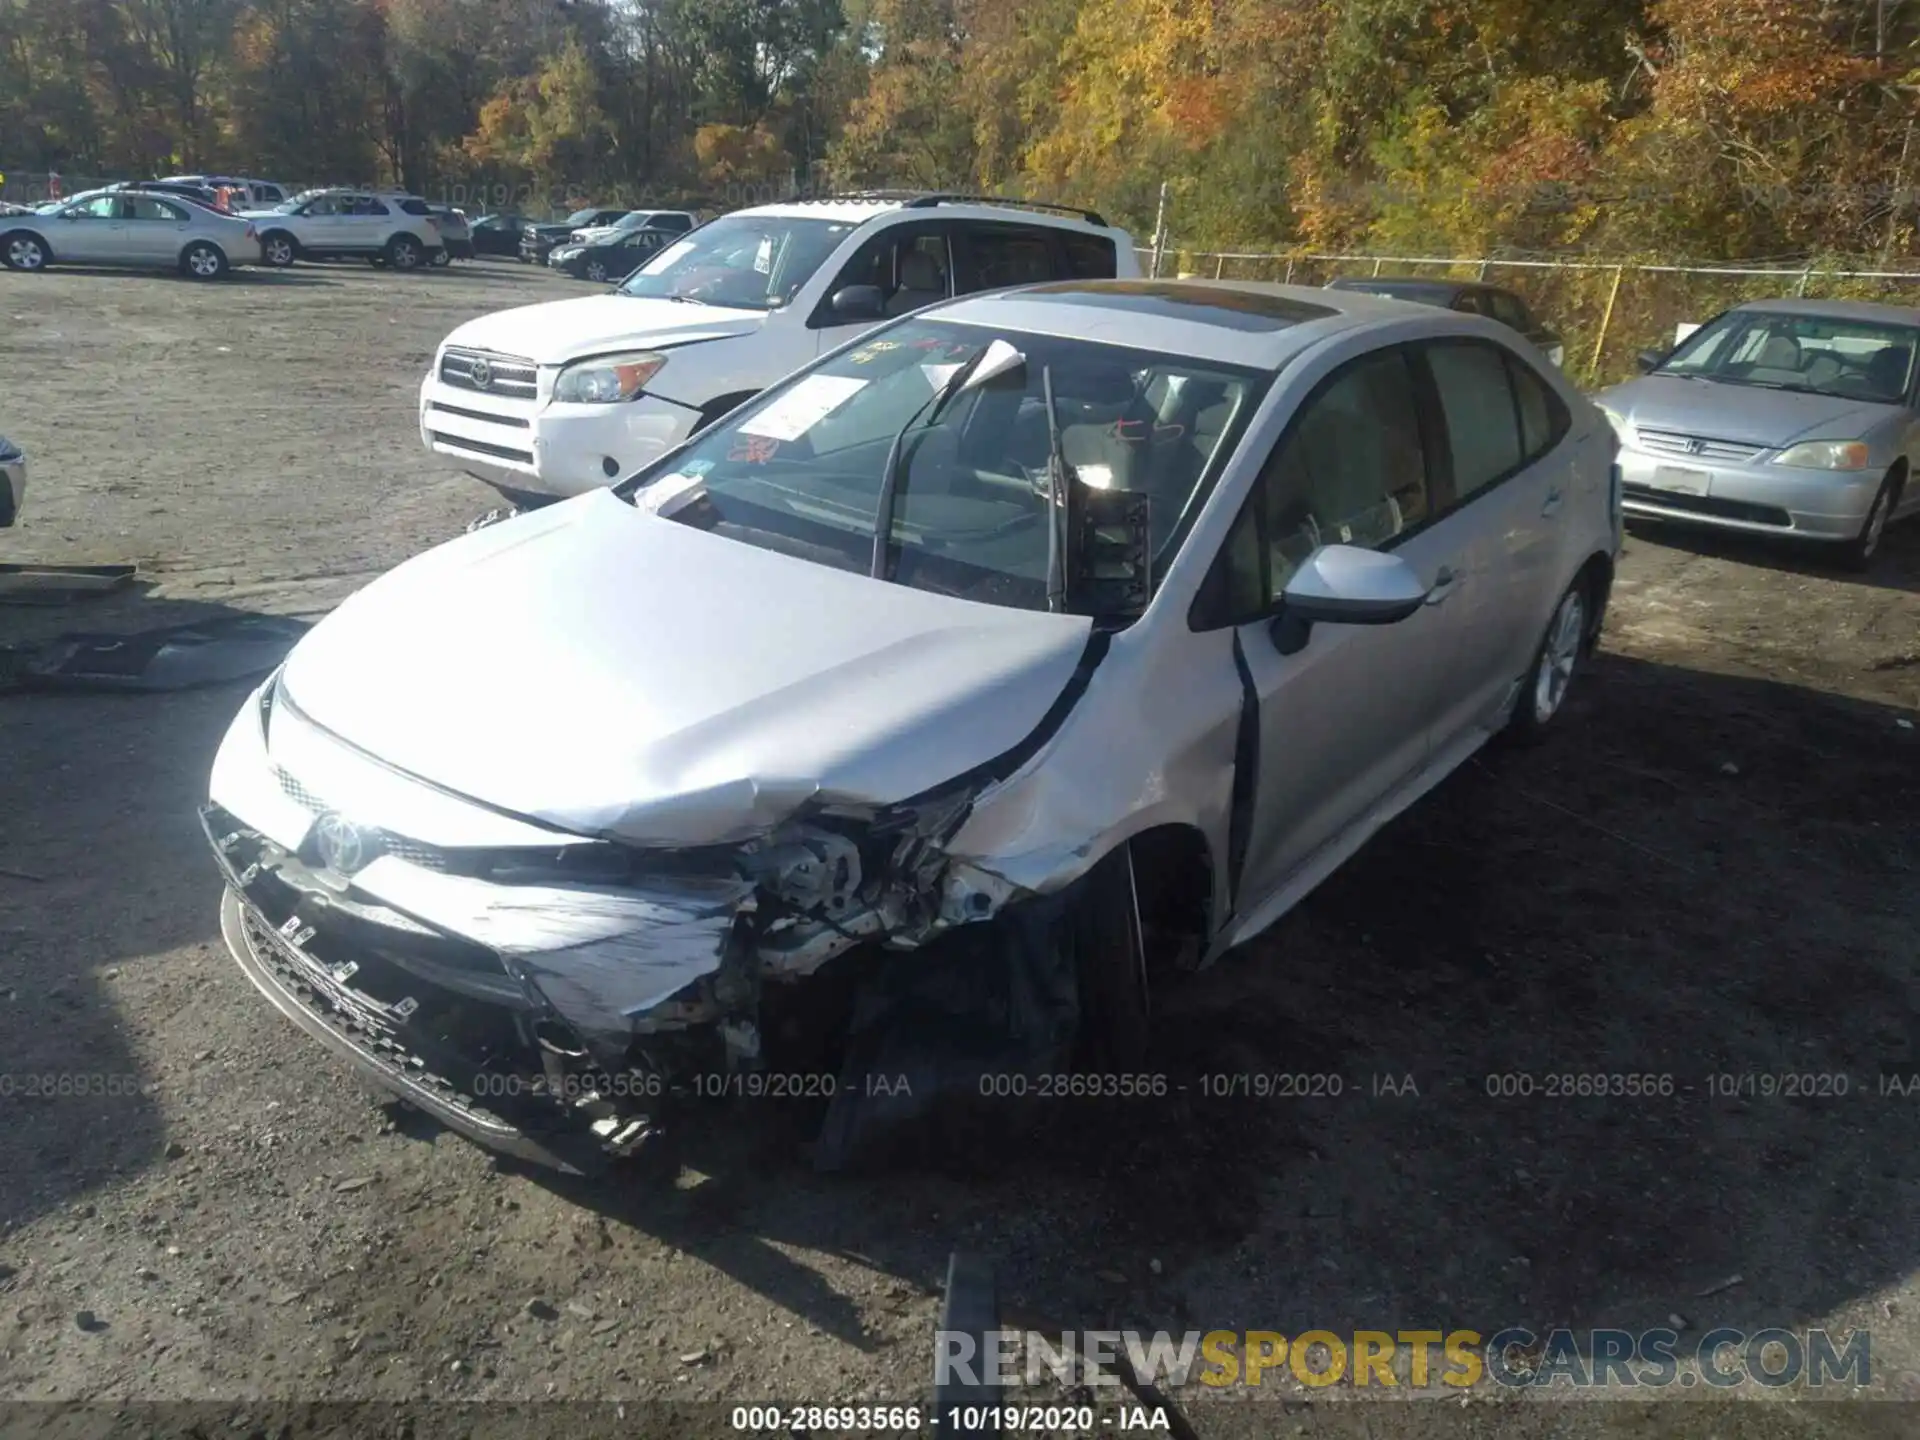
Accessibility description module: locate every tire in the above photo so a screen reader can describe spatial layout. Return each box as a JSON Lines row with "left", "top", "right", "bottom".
{"left": 1507, "top": 576, "right": 1590, "bottom": 742}
{"left": 368, "top": 256, "right": 387, "bottom": 268}
{"left": 1837, "top": 472, "right": 1899, "bottom": 573}
{"left": 180, "top": 240, "right": 228, "bottom": 281}
{"left": 3, "top": 231, "right": 49, "bottom": 271}
{"left": 386, "top": 234, "right": 424, "bottom": 271}
{"left": 430, "top": 247, "right": 451, "bottom": 268}
{"left": 584, "top": 257, "right": 608, "bottom": 282}
{"left": 260, "top": 231, "right": 297, "bottom": 268}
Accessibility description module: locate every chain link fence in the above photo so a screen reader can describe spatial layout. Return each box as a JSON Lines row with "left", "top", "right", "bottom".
{"left": 1146, "top": 245, "right": 1920, "bottom": 388}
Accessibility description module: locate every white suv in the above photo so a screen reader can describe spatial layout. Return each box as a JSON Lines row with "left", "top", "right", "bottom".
{"left": 246, "top": 189, "right": 443, "bottom": 270}
{"left": 418, "top": 193, "right": 1140, "bottom": 504}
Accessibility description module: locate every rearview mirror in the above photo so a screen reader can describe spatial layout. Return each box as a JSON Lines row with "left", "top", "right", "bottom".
{"left": 1635, "top": 348, "right": 1665, "bottom": 374}
{"left": 1270, "top": 545, "right": 1427, "bottom": 655}
{"left": 830, "top": 285, "right": 886, "bottom": 321}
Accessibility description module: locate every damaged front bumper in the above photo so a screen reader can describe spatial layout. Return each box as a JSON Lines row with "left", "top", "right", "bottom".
{"left": 199, "top": 678, "right": 1073, "bottom": 1172}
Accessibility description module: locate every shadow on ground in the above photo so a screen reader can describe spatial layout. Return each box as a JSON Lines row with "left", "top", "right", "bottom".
{"left": 530, "top": 652, "right": 1920, "bottom": 1350}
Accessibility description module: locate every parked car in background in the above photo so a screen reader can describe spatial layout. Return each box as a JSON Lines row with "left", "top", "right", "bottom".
{"left": 161, "top": 175, "right": 287, "bottom": 208}
{"left": 218, "top": 279, "right": 1617, "bottom": 1171}
{"left": 567, "top": 209, "right": 698, "bottom": 246}
{"left": 109, "top": 178, "right": 227, "bottom": 211}
{"left": 546, "top": 226, "right": 673, "bottom": 283}
{"left": 1597, "top": 298, "right": 1920, "bottom": 569}
{"left": 0, "top": 434, "right": 24, "bottom": 528}
{"left": 1, "top": 189, "right": 261, "bottom": 278}
{"left": 467, "top": 213, "right": 526, "bottom": 256}
{"left": 520, "top": 207, "right": 628, "bottom": 264}
{"left": 429, "top": 207, "right": 473, "bottom": 264}
{"left": 422, "top": 192, "right": 1139, "bottom": 505}
{"left": 244, "top": 189, "right": 442, "bottom": 270}
{"left": 0, "top": 201, "right": 34, "bottom": 218}
{"left": 1324, "top": 277, "right": 1564, "bottom": 368}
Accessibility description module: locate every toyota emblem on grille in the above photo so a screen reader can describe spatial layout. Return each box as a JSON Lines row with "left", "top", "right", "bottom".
{"left": 313, "top": 812, "right": 375, "bottom": 875}
{"left": 468, "top": 357, "right": 493, "bottom": 390}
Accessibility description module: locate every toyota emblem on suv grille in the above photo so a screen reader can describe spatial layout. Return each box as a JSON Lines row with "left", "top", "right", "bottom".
{"left": 468, "top": 357, "right": 493, "bottom": 390}
{"left": 313, "top": 812, "right": 376, "bottom": 875}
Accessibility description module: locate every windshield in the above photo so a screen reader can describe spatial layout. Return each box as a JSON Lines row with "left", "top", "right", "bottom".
{"left": 564, "top": 208, "right": 604, "bottom": 227}
{"left": 274, "top": 189, "right": 325, "bottom": 213}
{"left": 1658, "top": 310, "right": 1920, "bottom": 402}
{"left": 616, "top": 317, "right": 1270, "bottom": 613}
{"left": 615, "top": 215, "right": 855, "bottom": 311}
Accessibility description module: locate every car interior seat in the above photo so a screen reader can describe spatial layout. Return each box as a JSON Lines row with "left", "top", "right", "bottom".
{"left": 885, "top": 248, "right": 948, "bottom": 316}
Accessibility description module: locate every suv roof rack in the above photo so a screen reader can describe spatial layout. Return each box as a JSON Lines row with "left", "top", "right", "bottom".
{"left": 900, "top": 192, "right": 1108, "bottom": 228}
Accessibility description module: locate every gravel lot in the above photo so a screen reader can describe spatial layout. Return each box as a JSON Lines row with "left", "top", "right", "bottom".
{"left": 2, "top": 260, "right": 1918, "bottom": 1436}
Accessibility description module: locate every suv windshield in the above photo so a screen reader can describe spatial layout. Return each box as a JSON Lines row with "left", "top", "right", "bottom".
{"left": 616, "top": 215, "right": 856, "bottom": 311}
{"left": 617, "top": 317, "right": 1270, "bottom": 613}
{"left": 1658, "top": 310, "right": 1920, "bottom": 402}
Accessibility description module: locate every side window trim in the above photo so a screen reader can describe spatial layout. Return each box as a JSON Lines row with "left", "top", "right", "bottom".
{"left": 1190, "top": 342, "right": 1438, "bottom": 632}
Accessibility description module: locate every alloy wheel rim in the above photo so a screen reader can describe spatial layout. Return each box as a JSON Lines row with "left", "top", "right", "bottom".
{"left": 587, "top": 261, "right": 605, "bottom": 281}
{"left": 394, "top": 242, "right": 418, "bottom": 268}
{"left": 190, "top": 247, "right": 219, "bottom": 276}
{"left": 10, "top": 237, "right": 42, "bottom": 268}
{"left": 1533, "top": 591, "right": 1585, "bottom": 723}
{"left": 267, "top": 239, "right": 291, "bottom": 264}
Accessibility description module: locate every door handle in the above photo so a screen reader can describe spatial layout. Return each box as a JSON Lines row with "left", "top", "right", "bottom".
{"left": 1425, "top": 566, "right": 1459, "bottom": 605}
{"left": 1541, "top": 487, "right": 1564, "bottom": 516}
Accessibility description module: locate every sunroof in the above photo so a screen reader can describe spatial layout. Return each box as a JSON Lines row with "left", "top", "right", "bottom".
{"left": 1019, "top": 280, "right": 1336, "bottom": 331}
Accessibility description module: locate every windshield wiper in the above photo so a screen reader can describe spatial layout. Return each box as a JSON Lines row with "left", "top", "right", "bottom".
{"left": 868, "top": 348, "right": 992, "bottom": 580}
{"left": 1040, "top": 364, "right": 1069, "bottom": 614}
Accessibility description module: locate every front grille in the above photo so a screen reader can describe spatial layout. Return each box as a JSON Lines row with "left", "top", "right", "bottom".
{"left": 429, "top": 400, "right": 530, "bottom": 428}
{"left": 1623, "top": 483, "right": 1792, "bottom": 527}
{"left": 440, "top": 348, "right": 538, "bottom": 398}
{"left": 271, "top": 765, "right": 449, "bottom": 871}
{"left": 1636, "top": 429, "right": 1768, "bottom": 464}
{"left": 429, "top": 431, "right": 534, "bottom": 465}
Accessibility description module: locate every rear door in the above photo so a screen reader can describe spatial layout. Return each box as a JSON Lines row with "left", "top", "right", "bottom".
{"left": 1413, "top": 337, "right": 1575, "bottom": 743}
{"left": 346, "top": 195, "right": 390, "bottom": 250}
{"left": 120, "top": 193, "right": 193, "bottom": 262}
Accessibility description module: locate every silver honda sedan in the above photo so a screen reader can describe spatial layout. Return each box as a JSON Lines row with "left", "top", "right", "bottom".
{"left": 200, "top": 280, "right": 1620, "bottom": 1171}
{"left": 1598, "top": 298, "right": 1920, "bottom": 568}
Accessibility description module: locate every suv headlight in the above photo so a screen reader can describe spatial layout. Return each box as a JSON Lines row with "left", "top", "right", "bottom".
{"left": 1773, "top": 440, "right": 1871, "bottom": 471}
{"left": 553, "top": 352, "right": 667, "bottom": 404}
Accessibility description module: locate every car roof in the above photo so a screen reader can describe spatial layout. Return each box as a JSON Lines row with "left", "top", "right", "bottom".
{"left": 925, "top": 278, "right": 1465, "bottom": 369}
{"left": 1729, "top": 296, "right": 1920, "bottom": 325}
{"left": 737, "top": 195, "right": 1123, "bottom": 238}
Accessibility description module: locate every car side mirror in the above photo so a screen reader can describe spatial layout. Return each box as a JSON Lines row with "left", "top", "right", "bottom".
{"left": 1635, "top": 348, "right": 1666, "bottom": 374}
{"left": 1269, "top": 544, "right": 1427, "bottom": 656}
{"left": 830, "top": 285, "right": 886, "bottom": 321}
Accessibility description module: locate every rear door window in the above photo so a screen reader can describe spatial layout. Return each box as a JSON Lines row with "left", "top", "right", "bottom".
{"left": 1423, "top": 339, "right": 1525, "bottom": 501}
{"left": 956, "top": 223, "right": 1059, "bottom": 292}
{"left": 1060, "top": 230, "right": 1118, "bottom": 278}
{"left": 1507, "top": 355, "right": 1571, "bottom": 461}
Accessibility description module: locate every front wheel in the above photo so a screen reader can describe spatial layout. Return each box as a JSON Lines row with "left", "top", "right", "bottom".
{"left": 1507, "top": 578, "right": 1589, "bottom": 742}
{"left": 260, "top": 232, "right": 296, "bottom": 267}
{"left": 1837, "top": 475, "right": 1898, "bottom": 572}
{"left": 430, "top": 247, "right": 451, "bottom": 268}
{"left": 181, "top": 240, "right": 228, "bottom": 280}
{"left": 3, "top": 231, "right": 49, "bottom": 271}
{"left": 584, "top": 258, "right": 608, "bottom": 282}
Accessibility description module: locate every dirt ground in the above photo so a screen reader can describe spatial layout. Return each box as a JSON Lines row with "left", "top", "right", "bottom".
{"left": 1, "top": 260, "right": 1918, "bottom": 1438}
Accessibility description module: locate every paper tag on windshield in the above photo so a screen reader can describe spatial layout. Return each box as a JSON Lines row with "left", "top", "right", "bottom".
{"left": 921, "top": 362, "right": 965, "bottom": 390}
{"left": 636, "top": 470, "right": 706, "bottom": 515}
{"left": 738, "top": 374, "right": 869, "bottom": 440}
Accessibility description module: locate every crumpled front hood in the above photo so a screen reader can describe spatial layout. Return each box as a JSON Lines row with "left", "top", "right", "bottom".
{"left": 1599, "top": 374, "right": 1899, "bottom": 447}
{"left": 277, "top": 492, "right": 1094, "bottom": 847}
{"left": 442, "top": 294, "right": 764, "bottom": 365}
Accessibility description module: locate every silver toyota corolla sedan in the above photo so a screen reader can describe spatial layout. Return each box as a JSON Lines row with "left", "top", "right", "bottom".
{"left": 200, "top": 280, "right": 1621, "bottom": 1172}
{"left": 1599, "top": 298, "right": 1920, "bottom": 568}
